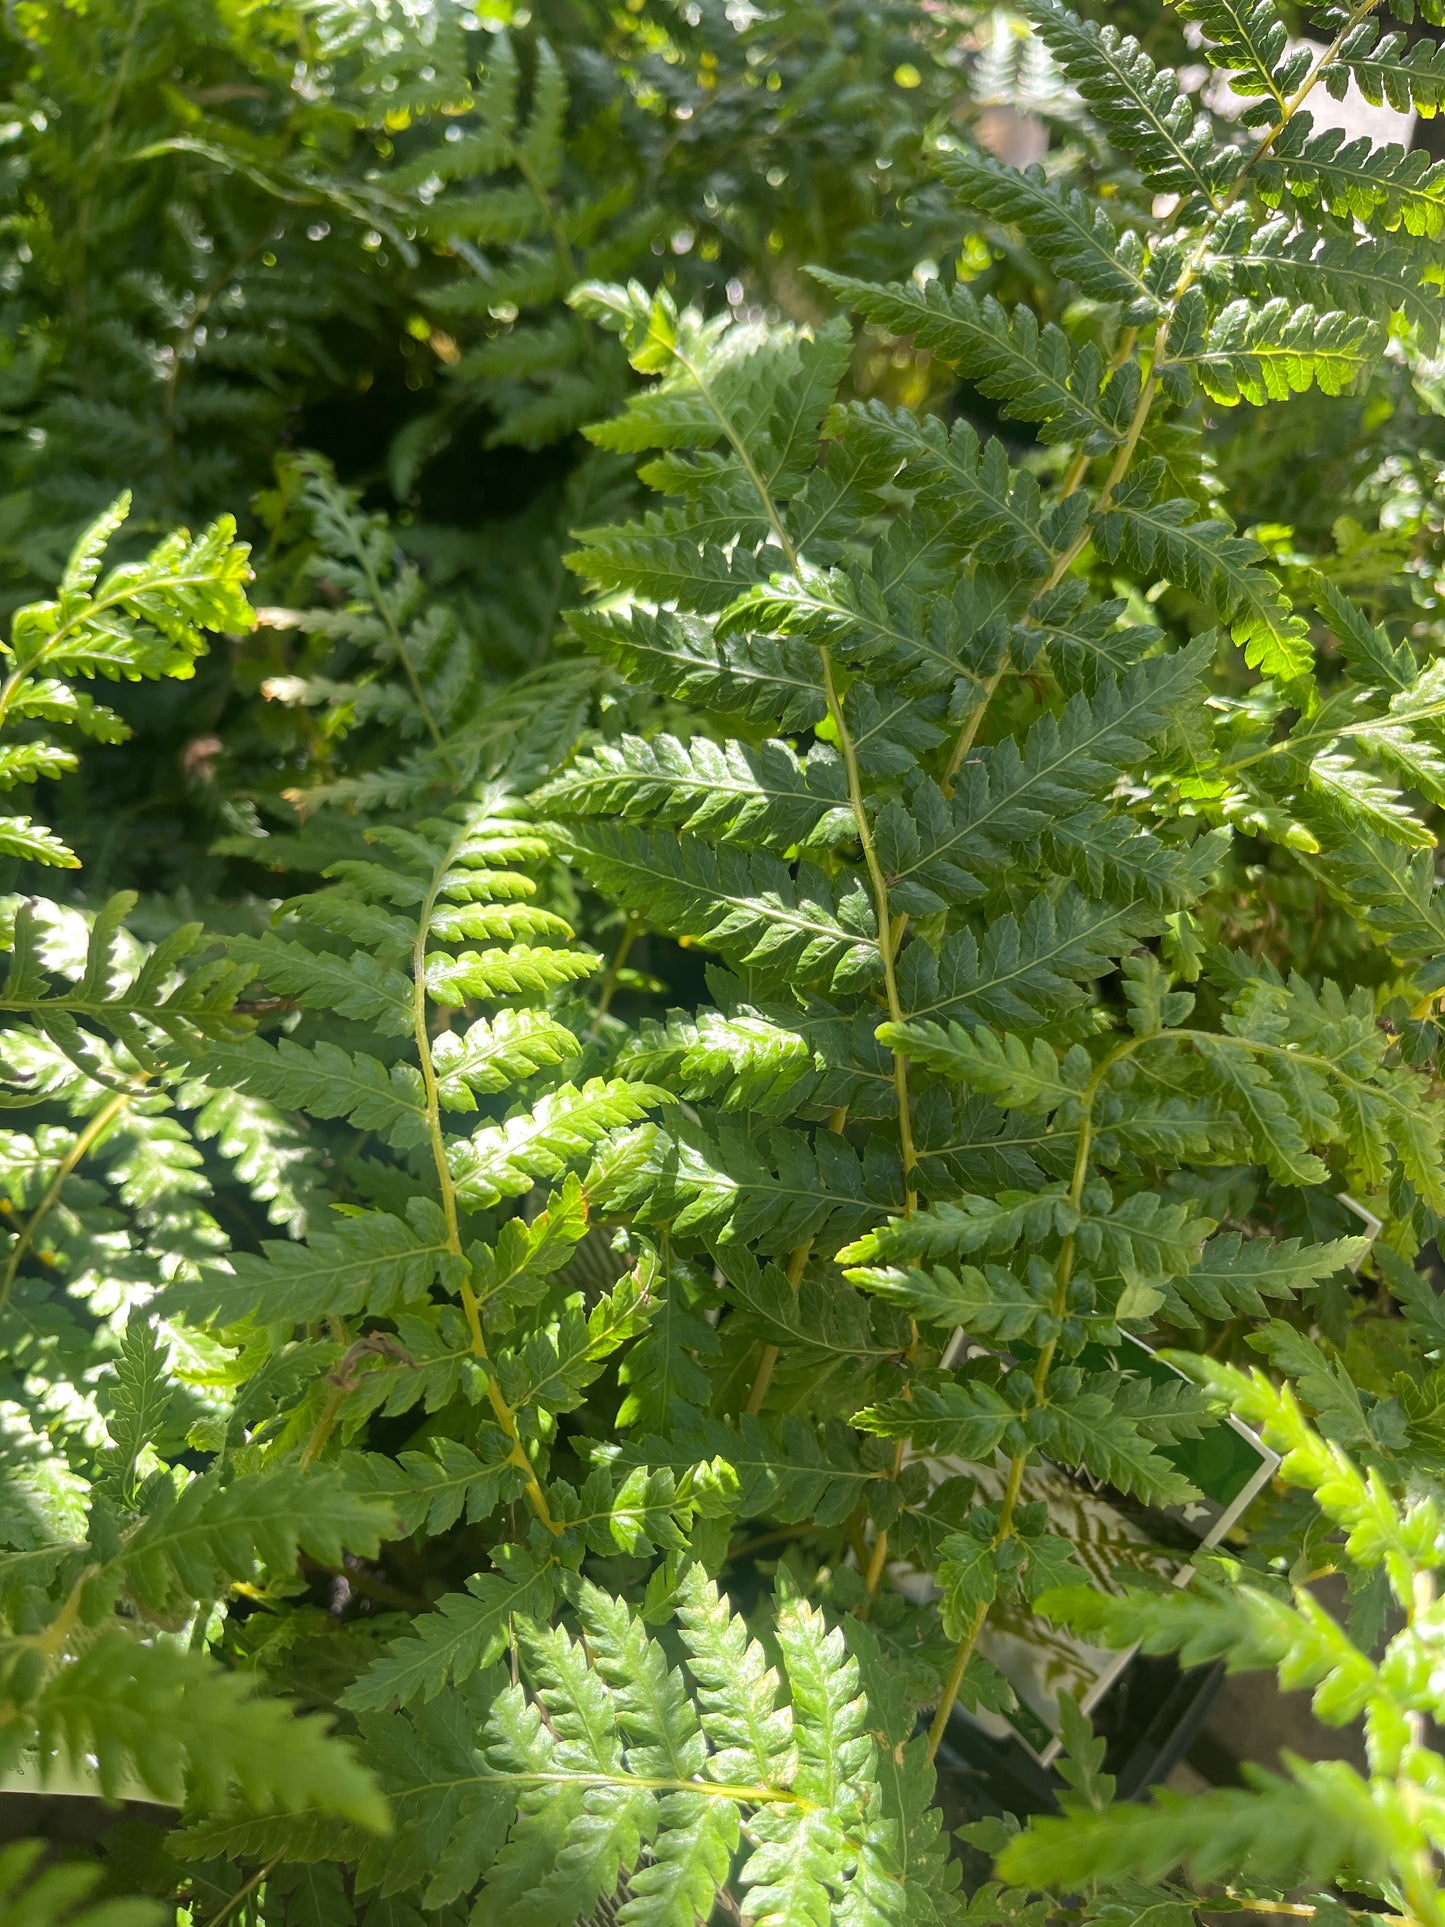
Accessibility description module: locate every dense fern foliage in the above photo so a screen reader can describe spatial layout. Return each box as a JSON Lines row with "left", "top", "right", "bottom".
{"left": 11, "top": 0, "right": 1445, "bottom": 1923}
{"left": 0, "top": 0, "right": 953, "bottom": 890}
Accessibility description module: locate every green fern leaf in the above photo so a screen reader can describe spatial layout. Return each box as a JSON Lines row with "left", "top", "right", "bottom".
{"left": 1328, "top": 22, "right": 1445, "bottom": 117}
{"left": 567, "top": 606, "right": 827, "bottom": 733}
{"left": 1261, "top": 118, "right": 1445, "bottom": 237}
{"left": 1016, "top": 0, "right": 1231, "bottom": 205}
{"left": 449, "top": 1078, "right": 662, "bottom": 1208}
{"left": 815, "top": 272, "right": 1132, "bottom": 449}
{"left": 558, "top": 823, "right": 881, "bottom": 994}
{"left": 165, "top": 1204, "right": 450, "bottom": 1326}
{"left": 343, "top": 1551, "right": 563, "bottom": 1712}
{"left": 26, "top": 1630, "right": 387, "bottom": 1827}
{"left": 927, "top": 148, "right": 1158, "bottom": 310}
{"left": 1093, "top": 491, "right": 1308, "bottom": 682}
{"left": 1171, "top": 298, "right": 1380, "bottom": 405}
{"left": 538, "top": 732, "right": 852, "bottom": 852}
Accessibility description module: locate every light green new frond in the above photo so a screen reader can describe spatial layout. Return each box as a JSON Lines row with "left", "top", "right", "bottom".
{"left": 998, "top": 1758, "right": 1393, "bottom": 1892}
{"left": 484, "top": 1629, "right": 654, "bottom": 1927}
{"left": 674, "top": 1564, "right": 794, "bottom": 1785}
{"left": 9, "top": 499, "right": 253, "bottom": 683}
{"left": 0, "top": 818, "right": 80, "bottom": 869}
{"left": 1171, "top": 1358, "right": 1428, "bottom": 1596}
{"left": 467, "top": 1570, "right": 888, "bottom": 1925}
{"left": 1037, "top": 1572, "right": 1377, "bottom": 1721}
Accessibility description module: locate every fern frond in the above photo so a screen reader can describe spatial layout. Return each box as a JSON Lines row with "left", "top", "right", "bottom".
{"left": 558, "top": 823, "right": 882, "bottom": 994}
{"left": 1261, "top": 117, "right": 1445, "bottom": 237}
{"left": 1169, "top": 298, "right": 1381, "bottom": 406}
{"left": 1017, "top": 0, "right": 1232, "bottom": 204}
{"left": 21, "top": 1629, "right": 387, "bottom": 1826}
{"left": 815, "top": 273, "right": 1134, "bottom": 449}
{"left": 538, "top": 732, "right": 852, "bottom": 852}
{"left": 928, "top": 148, "right": 1159, "bottom": 311}
{"left": 1327, "top": 22, "right": 1445, "bottom": 117}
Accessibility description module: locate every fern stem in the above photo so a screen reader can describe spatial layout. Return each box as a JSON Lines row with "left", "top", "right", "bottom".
{"left": 1227, "top": 693, "right": 1445, "bottom": 771}
{"left": 350, "top": 518, "right": 456, "bottom": 772}
{"left": 0, "top": 1090, "right": 131, "bottom": 1315}
{"left": 861, "top": 1436, "right": 907, "bottom": 1602}
{"left": 587, "top": 912, "right": 639, "bottom": 1040}
{"left": 818, "top": 648, "right": 918, "bottom": 1209}
{"left": 298, "top": 1378, "right": 349, "bottom": 1469}
{"left": 410, "top": 820, "right": 558, "bottom": 1533}
{"left": 924, "top": 1596, "right": 989, "bottom": 1762}
{"left": 462, "top": 1767, "right": 822, "bottom": 1807}
{"left": 945, "top": 1, "right": 1382, "bottom": 805}
{"left": 942, "top": 660, "right": 1010, "bottom": 790}
{"left": 670, "top": 339, "right": 919, "bottom": 1208}
{"left": 924, "top": 1033, "right": 1137, "bottom": 1762}
{"left": 743, "top": 1234, "right": 814, "bottom": 1413}
{"left": 199, "top": 1854, "right": 283, "bottom": 1927}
